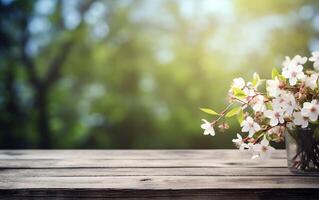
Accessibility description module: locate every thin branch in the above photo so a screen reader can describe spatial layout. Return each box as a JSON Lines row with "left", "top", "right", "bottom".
{"left": 20, "top": 16, "right": 40, "bottom": 87}
{"left": 44, "top": 0, "right": 95, "bottom": 87}
{"left": 44, "top": 41, "right": 73, "bottom": 87}
{"left": 212, "top": 103, "right": 234, "bottom": 124}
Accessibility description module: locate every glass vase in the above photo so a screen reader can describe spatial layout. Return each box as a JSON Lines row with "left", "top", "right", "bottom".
{"left": 286, "top": 127, "right": 319, "bottom": 175}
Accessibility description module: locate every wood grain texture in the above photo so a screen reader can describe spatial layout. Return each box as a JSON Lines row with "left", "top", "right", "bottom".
{"left": 0, "top": 150, "right": 319, "bottom": 199}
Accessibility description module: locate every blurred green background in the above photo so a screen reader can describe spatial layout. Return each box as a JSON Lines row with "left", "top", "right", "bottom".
{"left": 0, "top": 0, "right": 317, "bottom": 149}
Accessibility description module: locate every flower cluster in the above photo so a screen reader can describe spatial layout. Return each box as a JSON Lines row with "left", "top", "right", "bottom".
{"left": 200, "top": 52, "right": 319, "bottom": 159}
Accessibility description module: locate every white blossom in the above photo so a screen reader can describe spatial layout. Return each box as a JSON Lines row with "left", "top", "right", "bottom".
{"left": 232, "top": 134, "right": 249, "bottom": 151}
{"left": 252, "top": 137, "right": 275, "bottom": 160}
{"left": 251, "top": 95, "right": 266, "bottom": 112}
{"left": 282, "top": 55, "right": 307, "bottom": 86}
{"left": 309, "top": 51, "right": 319, "bottom": 71}
{"left": 200, "top": 119, "right": 215, "bottom": 136}
{"left": 284, "top": 93, "right": 297, "bottom": 115}
{"left": 293, "top": 112, "right": 309, "bottom": 128}
{"left": 272, "top": 92, "right": 296, "bottom": 116}
{"left": 282, "top": 64, "right": 305, "bottom": 86}
{"left": 200, "top": 53, "right": 319, "bottom": 159}
{"left": 266, "top": 78, "right": 282, "bottom": 97}
{"left": 241, "top": 117, "right": 261, "bottom": 137}
{"left": 232, "top": 77, "right": 245, "bottom": 89}
{"left": 264, "top": 109, "right": 285, "bottom": 127}
{"left": 243, "top": 86, "right": 256, "bottom": 97}
{"left": 303, "top": 73, "right": 318, "bottom": 90}
{"left": 282, "top": 55, "right": 307, "bottom": 69}
{"left": 301, "top": 100, "right": 319, "bottom": 121}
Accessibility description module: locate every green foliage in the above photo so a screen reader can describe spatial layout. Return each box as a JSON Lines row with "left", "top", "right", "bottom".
{"left": 252, "top": 73, "right": 261, "bottom": 87}
{"left": 271, "top": 68, "right": 280, "bottom": 79}
{"left": 225, "top": 107, "right": 241, "bottom": 118}
{"left": 237, "top": 109, "right": 244, "bottom": 124}
{"left": 232, "top": 88, "right": 247, "bottom": 99}
{"left": 200, "top": 108, "right": 219, "bottom": 116}
{"left": 0, "top": 0, "right": 317, "bottom": 149}
{"left": 271, "top": 68, "right": 285, "bottom": 81}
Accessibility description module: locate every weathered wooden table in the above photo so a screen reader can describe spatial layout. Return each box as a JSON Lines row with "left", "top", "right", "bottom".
{"left": 0, "top": 150, "right": 318, "bottom": 199}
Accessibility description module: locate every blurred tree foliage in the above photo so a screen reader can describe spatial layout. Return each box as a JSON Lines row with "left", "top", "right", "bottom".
{"left": 0, "top": 0, "right": 318, "bottom": 149}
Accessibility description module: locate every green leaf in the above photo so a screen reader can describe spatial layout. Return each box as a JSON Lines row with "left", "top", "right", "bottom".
{"left": 233, "top": 88, "right": 247, "bottom": 99}
{"left": 265, "top": 102, "right": 273, "bottom": 110}
{"left": 271, "top": 68, "right": 286, "bottom": 81}
{"left": 252, "top": 72, "right": 260, "bottom": 87}
{"left": 237, "top": 109, "right": 244, "bottom": 124}
{"left": 271, "top": 68, "right": 280, "bottom": 79}
{"left": 225, "top": 107, "right": 241, "bottom": 118}
{"left": 200, "top": 108, "right": 219, "bottom": 115}
{"left": 278, "top": 75, "right": 286, "bottom": 81}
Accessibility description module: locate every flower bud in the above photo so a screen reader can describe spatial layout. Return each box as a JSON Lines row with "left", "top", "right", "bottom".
{"left": 218, "top": 122, "right": 230, "bottom": 132}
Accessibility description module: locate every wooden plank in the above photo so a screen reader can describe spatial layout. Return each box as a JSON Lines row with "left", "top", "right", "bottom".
{"left": 0, "top": 158, "right": 286, "bottom": 168}
{"left": 1, "top": 176, "right": 319, "bottom": 189}
{"left": 0, "top": 150, "right": 286, "bottom": 160}
{"left": 0, "top": 167, "right": 293, "bottom": 177}
{"left": 1, "top": 189, "right": 319, "bottom": 200}
{"left": 0, "top": 150, "right": 287, "bottom": 169}
{"left": 2, "top": 150, "right": 317, "bottom": 199}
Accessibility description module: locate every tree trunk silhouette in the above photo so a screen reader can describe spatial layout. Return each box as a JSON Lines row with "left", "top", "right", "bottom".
{"left": 18, "top": 0, "right": 93, "bottom": 148}
{"left": 3, "top": 64, "right": 18, "bottom": 148}
{"left": 36, "top": 86, "right": 51, "bottom": 149}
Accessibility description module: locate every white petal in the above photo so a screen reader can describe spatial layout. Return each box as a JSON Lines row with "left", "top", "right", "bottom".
{"left": 309, "top": 57, "right": 317, "bottom": 62}
{"left": 297, "top": 72, "right": 305, "bottom": 79}
{"left": 270, "top": 118, "right": 278, "bottom": 126}
{"left": 246, "top": 117, "right": 254, "bottom": 123}
{"left": 242, "top": 125, "right": 250, "bottom": 133}
{"left": 314, "top": 61, "right": 319, "bottom": 70}
{"left": 303, "top": 102, "right": 313, "bottom": 109}
{"left": 300, "top": 56, "right": 307, "bottom": 64}
{"left": 296, "top": 65, "right": 303, "bottom": 73}
{"left": 264, "top": 110, "right": 273, "bottom": 118}
{"left": 248, "top": 129, "right": 255, "bottom": 138}
{"left": 301, "top": 108, "right": 310, "bottom": 117}
{"left": 233, "top": 78, "right": 245, "bottom": 89}
{"left": 282, "top": 70, "right": 290, "bottom": 78}
{"left": 201, "top": 122, "right": 210, "bottom": 129}
{"left": 289, "top": 77, "right": 297, "bottom": 86}
{"left": 301, "top": 121, "right": 308, "bottom": 128}
{"left": 311, "top": 74, "right": 318, "bottom": 81}
{"left": 279, "top": 116, "right": 285, "bottom": 124}
{"left": 253, "top": 123, "right": 261, "bottom": 132}
{"left": 232, "top": 138, "right": 240, "bottom": 143}
{"left": 260, "top": 137, "right": 269, "bottom": 146}
{"left": 309, "top": 112, "right": 318, "bottom": 121}
{"left": 203, "top": 129, "right": 210, "bottom": 135}
{"left": 209, "top": 127, "right": 215, "bottom": 136}
{"left": 240, "top": 120, "right": 246, "bottom": 127}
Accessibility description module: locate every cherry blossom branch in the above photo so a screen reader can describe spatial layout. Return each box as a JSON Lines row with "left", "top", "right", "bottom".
{"left": 201, "top": 52, "right": 319, "bottom": 162}
{"left": 212, "top": 103, "right": 235, "bottom": 124}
